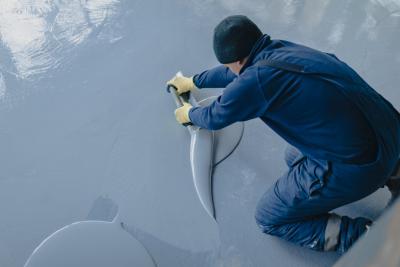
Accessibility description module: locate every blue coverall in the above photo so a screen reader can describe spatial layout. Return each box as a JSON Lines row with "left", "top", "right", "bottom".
{"left": 188, "top": 34, "right": 400, "bottom": 253}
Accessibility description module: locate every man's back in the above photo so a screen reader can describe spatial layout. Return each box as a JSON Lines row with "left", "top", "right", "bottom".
{"left": 252, "top": 39, "right": 379, "bottom": 164}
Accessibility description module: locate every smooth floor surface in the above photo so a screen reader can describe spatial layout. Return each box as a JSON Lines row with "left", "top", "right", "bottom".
{"left": 0, "top": 1, "right": 399, "bottom": 266}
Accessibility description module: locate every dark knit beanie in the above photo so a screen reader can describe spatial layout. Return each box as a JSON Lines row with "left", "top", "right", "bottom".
{"left": 213, "top": 15, "right": 263, "bottom": 64}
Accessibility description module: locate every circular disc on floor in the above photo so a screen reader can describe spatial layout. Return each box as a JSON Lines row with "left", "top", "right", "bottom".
{"left": 24, "top": 221, "right": 156, "bottom": 267}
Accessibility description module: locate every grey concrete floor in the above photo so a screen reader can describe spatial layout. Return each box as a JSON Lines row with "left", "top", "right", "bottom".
{"left": 0, "top": 0, "right": 399, "bottom": 266}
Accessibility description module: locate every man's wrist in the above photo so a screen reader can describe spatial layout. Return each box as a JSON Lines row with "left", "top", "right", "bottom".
{"left": 192, "top": 74, "right": 201, "bottom": 89}
{"left": 188, "top": 106, "right": 196, "bottom": 123}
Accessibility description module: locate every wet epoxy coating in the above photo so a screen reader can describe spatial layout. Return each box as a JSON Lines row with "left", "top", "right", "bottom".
{"left": 0, "top": 1, "right": 399, "bottom": 266}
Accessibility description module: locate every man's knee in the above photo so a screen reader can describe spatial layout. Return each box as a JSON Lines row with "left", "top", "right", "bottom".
{"left": 253, "top": 178, "right": 300, "bottom": 234}
{"left": 254, "top": 195, "right": 281, "bottom": 234}
{"left": 284, "top": 145, "right": 303, "bottom": 167}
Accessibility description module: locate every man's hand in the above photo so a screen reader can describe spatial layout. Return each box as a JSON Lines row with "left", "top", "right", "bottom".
{"left": 167, "top": 74, "right": 196, "bottom": 95}
{"left": 174, "top": 102, "right": 193, "bottom": 124}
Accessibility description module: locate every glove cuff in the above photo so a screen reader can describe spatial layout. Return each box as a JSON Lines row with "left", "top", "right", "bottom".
{"left": 184, "top": 106, "right": 192, "bottom": 123}
{"left": 189, "top": 76, "right": 197, "bottom": 90}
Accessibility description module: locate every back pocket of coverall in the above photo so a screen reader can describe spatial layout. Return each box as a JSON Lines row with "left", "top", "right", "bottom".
{"left": 296, "top": 158, "right": 329, "bottom": 198}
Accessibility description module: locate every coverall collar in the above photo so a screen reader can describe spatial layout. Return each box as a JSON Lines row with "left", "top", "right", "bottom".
{"left": 239, "top": 34, "right": 272, "bottom": 75}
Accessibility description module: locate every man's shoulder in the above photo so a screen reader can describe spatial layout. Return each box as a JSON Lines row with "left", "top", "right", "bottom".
{"left": 257, "top": 39, "right": 332, "bottom": 64}
{"left": 236, "top": 66, "right": 260, "bottom": 85}
{"left": 223, "top": 67, "right": 264, "bottom": 97}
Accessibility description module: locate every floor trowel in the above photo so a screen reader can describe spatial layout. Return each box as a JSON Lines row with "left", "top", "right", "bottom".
{"left": 167, "top": 72, "right": 244, "bottom": 220}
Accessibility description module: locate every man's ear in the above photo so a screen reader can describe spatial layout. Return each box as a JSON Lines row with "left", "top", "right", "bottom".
{"left": 239, "top": 56, "right": 248, "bottom": 66}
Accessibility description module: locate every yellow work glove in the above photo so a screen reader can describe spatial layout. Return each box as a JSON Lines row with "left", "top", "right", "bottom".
{"left": 167, "top": 73, "right": 196, "bottom": 95}
{"left": 174, "top": 102, "right": 193, "bottom": 124}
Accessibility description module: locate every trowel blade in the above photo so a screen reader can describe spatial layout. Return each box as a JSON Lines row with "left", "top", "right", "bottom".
{"left": 189, "top": 128, "right": 215, "bottom": 219}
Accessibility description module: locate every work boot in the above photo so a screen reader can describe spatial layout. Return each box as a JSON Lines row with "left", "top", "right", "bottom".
{"left": 386, "top": 160, "right": 400, "bottom": 206}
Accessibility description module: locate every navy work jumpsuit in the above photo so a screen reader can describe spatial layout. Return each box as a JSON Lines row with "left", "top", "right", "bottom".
{"left": 188, "top": 34, "right": 400, "bottom": 253}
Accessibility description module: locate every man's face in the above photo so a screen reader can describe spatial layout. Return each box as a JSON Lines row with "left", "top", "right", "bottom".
{"left": 224, "top": 57, "right": 248, "bottom": 75}
{"left": 224, "top": 62, "right": 242, "bottom": 75}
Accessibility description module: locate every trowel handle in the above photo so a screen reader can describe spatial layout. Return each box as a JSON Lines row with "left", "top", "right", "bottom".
{"left": 168, "top": 85, "right": 184, "bottom": 108}
{"left": 167, "top": 85, "right": 193, "bottom": 127}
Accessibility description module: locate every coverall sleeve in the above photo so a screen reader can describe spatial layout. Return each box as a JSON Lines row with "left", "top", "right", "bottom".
{"left": 189, "top": 72, "right": 268, "bottom": 130}
{"left": 193, "top": 65, "right": 237, "bottom": 89}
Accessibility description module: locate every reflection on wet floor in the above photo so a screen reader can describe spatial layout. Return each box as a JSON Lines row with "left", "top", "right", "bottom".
{"left": 0, "top": 0, "right": 120, "bottom": 79}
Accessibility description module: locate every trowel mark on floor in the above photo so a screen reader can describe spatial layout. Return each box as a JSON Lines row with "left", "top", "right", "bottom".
{"left": 85, "top": 0, "right": 120, "bottom": 27}
{"left": 0, "top": 0, "right": 51, "bottom": 78}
